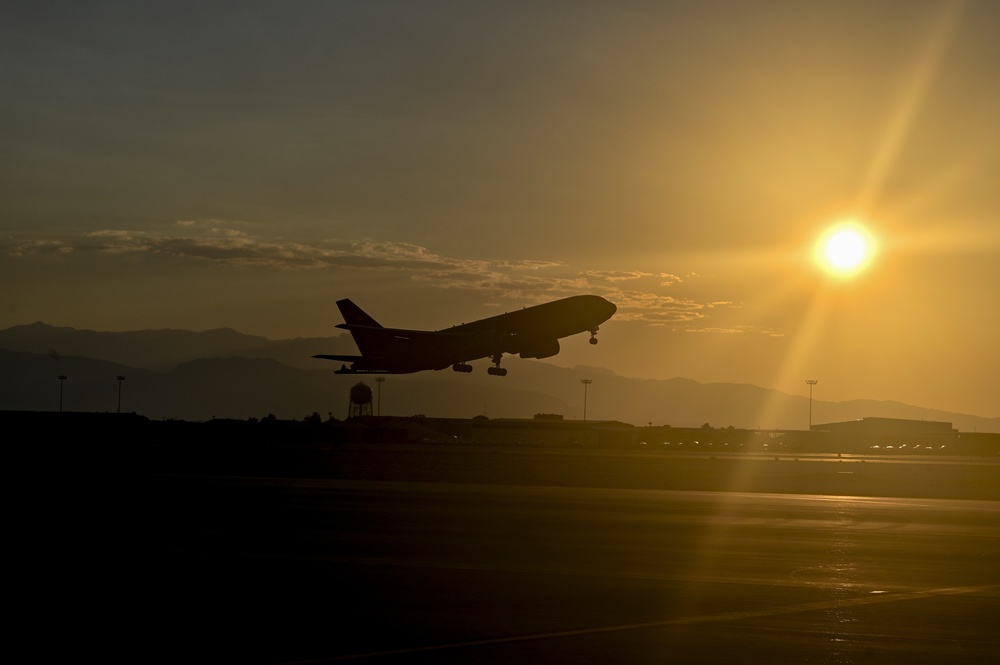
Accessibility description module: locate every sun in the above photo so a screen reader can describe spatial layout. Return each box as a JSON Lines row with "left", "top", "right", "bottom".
{"left": 815, "top": 221, "right": 876, "bottom": 278}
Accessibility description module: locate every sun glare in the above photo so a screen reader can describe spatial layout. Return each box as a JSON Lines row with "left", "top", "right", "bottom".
{"left": 815, "top": 221, "right": 876, "bottom": 278}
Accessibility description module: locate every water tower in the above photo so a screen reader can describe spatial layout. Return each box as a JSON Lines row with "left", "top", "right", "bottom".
{"left": 349, "top": 382, "right": 373, "bottom": 418}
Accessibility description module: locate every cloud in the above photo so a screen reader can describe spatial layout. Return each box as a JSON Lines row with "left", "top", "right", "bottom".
{"left": 10, "top": 224, "right": 573, "bottom": 284}
{"left": 71, "top": 229, "right": 458, "bottom": 270}
{"left": 6, "top": 222, "right": 735, "bottom": 331}
{"left": 584, "top": 270, "right": 653, "bottom": 282}
{"left": 600, "top": 287, "right": 707, "bottom": 325}
{"left": 3, "top": 238, "right": 75, "bottom": 257}
{"left": 685, "top": 327, "right": 745, "bottom": 334}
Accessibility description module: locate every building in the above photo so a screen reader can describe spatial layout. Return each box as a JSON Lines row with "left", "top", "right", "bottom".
{"left": 811, "top": 417, "right": 958, "bottom": 453}
{"left": 471, "top": 416, "right": 636, "bottom": 448}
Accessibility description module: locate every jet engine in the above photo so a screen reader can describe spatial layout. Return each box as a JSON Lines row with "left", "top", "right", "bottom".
{"left": 518, "top": 337, "right": 560, "bottom": 359}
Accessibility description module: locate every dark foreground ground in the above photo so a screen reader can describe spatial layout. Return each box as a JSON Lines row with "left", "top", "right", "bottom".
{"left": 37, "top": 443, "right": 1000, "bottom": 663}
{"left": 98, "top": 441, "right": 1000, "bottom": 500}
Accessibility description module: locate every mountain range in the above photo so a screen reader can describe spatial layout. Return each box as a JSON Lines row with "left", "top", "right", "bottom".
{"left": 1, "top": 322, "right": 997, "bottom": 432}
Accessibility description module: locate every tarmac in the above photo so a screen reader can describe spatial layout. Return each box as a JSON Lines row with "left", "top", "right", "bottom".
{"left": 44, "top": 443, "right": 1000, "bottom": 663}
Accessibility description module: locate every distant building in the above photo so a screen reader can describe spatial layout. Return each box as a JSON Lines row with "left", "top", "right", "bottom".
{"left": 813, "top": 417, "right": 956, "bottom": 436}
{"left": 811, "top": 417, "right": 959, "bottom": 452}
{"left": 471, "top": 418, "right": 636, "bottom": 448}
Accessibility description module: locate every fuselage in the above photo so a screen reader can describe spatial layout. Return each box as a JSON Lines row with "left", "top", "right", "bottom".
{"left": 317, "top": 294, "right": 616, "bottom": 375}
{"left": 445, "top": 295, "right": 616, "bottom": 339}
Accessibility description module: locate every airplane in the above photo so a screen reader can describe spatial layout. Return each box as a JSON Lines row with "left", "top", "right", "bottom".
{"left": 313, "top": 294, "right": 617, "bottom": 376}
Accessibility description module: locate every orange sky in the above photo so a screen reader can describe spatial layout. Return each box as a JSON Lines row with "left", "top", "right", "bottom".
{"left": 2, "top": 1, "right": 998, "bottom": 419}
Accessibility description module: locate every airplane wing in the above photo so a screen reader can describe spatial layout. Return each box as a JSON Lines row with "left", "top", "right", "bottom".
{"left": 312, "top": 353, "right": 394, "bottom": 374}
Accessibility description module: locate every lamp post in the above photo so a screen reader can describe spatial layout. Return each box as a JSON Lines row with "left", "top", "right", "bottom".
{"left": 805, "top": 379, "right": 818, "bottom": 430}
{"left": 116, "top": 375, "right": 125, "bottom": 413}
{"left": 58, "top": 375, "right": 67, "bottom": 412}
{"left": 375, "top": 377, "right": 385, "bottom": 417}
{"left": 580, "top": 379, "right": 592, "bottom": 422}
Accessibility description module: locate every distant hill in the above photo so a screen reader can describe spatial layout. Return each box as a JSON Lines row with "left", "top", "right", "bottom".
{"left": 2, "top": 323, "right": 997, "bottom": 432}
{"left": 0, "top": 321, "right": 355, "bottom": 371}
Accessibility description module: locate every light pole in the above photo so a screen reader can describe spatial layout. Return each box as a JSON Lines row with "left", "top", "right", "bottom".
{"left": 58, "top": 375, "right": 67, "bottom": 412}
{"left": 375, "top": 377, "right": 385, "bottom": 416}
{"left": 805, "top": 379, "right": 818, "bottom": 430}
{"left": 580, "top": 379, "right": 592, "bottom": 421}
{"left": 116, "top": 375, "right": 125, "bottom": 413}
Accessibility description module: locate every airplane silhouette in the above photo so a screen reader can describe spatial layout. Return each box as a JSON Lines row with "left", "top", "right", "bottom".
{"left": 314, "top": 295, "right": 617, "bottom": 376}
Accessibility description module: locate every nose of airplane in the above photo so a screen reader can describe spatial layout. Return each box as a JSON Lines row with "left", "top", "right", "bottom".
{"left": 600, "top": 297, "right": 617, "bottom": 320}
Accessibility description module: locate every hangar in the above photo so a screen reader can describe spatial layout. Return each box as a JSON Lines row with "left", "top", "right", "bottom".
{"left": 811, "top": 417, "right": 958, "bottom": 452}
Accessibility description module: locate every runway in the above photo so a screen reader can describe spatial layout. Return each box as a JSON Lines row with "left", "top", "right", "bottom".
{"left": 88, "top": 468, "right": 1000, "bottom": 664}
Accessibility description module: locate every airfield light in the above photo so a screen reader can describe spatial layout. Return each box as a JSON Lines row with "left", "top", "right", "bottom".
{"left": 581, "top": 379, "right": 592, "bottom": 422}
{"left": 805, "top": 379, "right": 818, "bottom": 430}
{"left": 375, "top": 377, "right": 385, "bottom": 417}
{"left": 117, "top": 375, "right": 126, "bottom": 413}
{"left": 58, "top": 375, "right": 67, "bottom": 412}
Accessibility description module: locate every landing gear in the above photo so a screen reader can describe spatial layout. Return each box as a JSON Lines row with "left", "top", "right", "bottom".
{"left": 589, "top": 328, "right": 600, "bottom": 345}
{"left": 487, "top": 353, "right": 508, "bottom": 376}
{"left": 452, "top": 363, "right": 473, "bottom": 373}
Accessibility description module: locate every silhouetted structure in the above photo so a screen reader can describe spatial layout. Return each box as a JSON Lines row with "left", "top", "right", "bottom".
{"left": 116, "top": 375, "right": 125, "bottom": 413}
{"left": 471, "top": 417, "right": 634, "bottom": 448}
{"left": 349, "top": 382, "right": 373, "bottom": 418}
{"left": 805, "top": 379, "right": 818, "bottom": 429}
{"left": 314, "top": 295, "right": 616, "bottom": 376}
{"left": 58, "top": 375, "right": 67, "bottom": 411}
{"left": 375, "top": 377, "right": 385, "bottom": 416}
{"left": 811, "top": 417, "right": 959, "bottom": 453}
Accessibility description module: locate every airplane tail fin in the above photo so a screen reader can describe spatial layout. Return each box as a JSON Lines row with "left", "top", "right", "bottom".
{"left": 336, "top": 299, "right": 382, "bottom": 329}
{"left": 335, "top": 299, "right": 384, "bottom": 357}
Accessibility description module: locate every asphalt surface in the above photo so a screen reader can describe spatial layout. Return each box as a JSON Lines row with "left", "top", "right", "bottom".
{"left": 61, "top": 445, "right": 1000, "bottom": 664}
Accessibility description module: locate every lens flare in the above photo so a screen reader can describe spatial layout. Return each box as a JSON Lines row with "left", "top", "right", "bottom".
{"left": 815, "top": 222, "right": 876, "bottom": 278}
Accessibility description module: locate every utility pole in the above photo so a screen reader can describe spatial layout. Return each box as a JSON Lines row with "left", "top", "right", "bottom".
{"left": 116, "top": 375, "right": 126, "bottom": 413}
{"left": 58, "top": 375, "right": 67, "bottom": 412}
{"left": 580, "top": 379, "right": 592, "bottom": 422}
{"left": 375, "top": 377, "right": 385, "bottom": 416}
{"left": 805, "top": 379, "right": 818, "bottom": 430}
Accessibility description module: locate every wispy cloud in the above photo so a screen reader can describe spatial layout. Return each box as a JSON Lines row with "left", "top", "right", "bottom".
{"left": 600, "top": 288, "right": 707, "bottom": 325}
{"left": 685, "top": 327, "right": 745, "bottom": 334}
{"left": 6, "top": 222, "right": 736, "bottom": 331}
{"left": 584, "top": 270, "right": 651, "bottom": 282}
{"left": 9, "top": 227, "right": 462, "bottom": 271}
{"left": 4, "top": 238, "right": 76, "bottom": 257}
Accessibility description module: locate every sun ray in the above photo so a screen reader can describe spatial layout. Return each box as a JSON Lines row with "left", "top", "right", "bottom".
{"left": 855, "top": 1, "right": 967, "bottom": 212}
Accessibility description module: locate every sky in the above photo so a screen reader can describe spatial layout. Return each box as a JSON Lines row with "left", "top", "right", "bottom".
{"left": 2, "top": 1, "right": 998, "bottom": 419}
